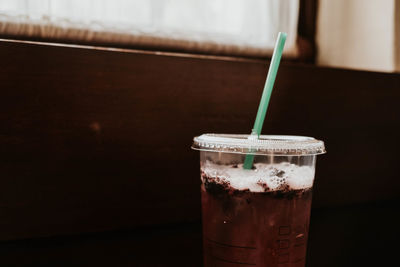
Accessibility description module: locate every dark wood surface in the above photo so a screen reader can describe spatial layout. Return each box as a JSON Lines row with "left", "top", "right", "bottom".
{"left": 0, "top": 39, "right": 400, "bottom": 243}
{"left": 396, "top": 0, "right": 400, "bottom": 71}
{"left": 298, "top": 0, "right": 318, "bottom": 62}
{"left": 0, "top": 200, "right": 398, "bottom": 266}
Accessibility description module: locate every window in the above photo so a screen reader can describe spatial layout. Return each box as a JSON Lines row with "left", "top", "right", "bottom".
{"left": 317, "top": 0, "right": 400, "bottom": 72}
{"left": 0, "top": 0, "right": 300, "bottom": 57}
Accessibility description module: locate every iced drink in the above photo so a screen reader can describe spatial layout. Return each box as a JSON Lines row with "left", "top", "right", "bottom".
{"left": 192, "top": 134, "right": 325, "bottom": 267}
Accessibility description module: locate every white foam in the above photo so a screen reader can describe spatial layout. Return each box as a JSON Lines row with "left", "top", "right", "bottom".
{"left": 201, "top": 161, "right": 315, "bottom": 192}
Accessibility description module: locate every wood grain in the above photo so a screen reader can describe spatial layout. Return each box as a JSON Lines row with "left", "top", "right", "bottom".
{"left": 0, "top": 39, "right": 399, "bottom": 240}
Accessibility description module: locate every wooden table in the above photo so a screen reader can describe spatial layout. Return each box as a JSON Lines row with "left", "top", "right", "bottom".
{"left": 0, "top": 39, "right": 399, "bottom": 266}
{"left": 1, "top": 200, "right": 398, "bottom": 267}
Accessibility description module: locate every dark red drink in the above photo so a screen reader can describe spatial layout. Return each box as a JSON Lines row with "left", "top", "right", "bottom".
{"left": 201, "top": 172, "right": 313, "bottom": 267}
{"left": 192, "top": 134, "right": 326, "bottom": 267}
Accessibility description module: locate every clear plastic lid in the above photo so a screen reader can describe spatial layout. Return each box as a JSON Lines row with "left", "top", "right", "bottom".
{"left": 192, "top": 134, "right": 326, "bottom": 156}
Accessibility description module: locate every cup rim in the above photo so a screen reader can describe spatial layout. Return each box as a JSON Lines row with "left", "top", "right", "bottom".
{"left": 192, "top": 134, "right": 326, "bottom": 156}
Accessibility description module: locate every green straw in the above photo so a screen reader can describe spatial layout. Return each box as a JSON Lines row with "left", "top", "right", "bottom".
{"left": 243, "top": 32, "right": 287, "bottom": 169}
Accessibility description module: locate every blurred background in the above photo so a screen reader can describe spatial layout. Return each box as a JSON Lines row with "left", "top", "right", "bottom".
{"left": 1, "top": 0, "right": 399, "bottom": 71}
{"left": 0, "top": 0, "right": 399, "bottom": 266}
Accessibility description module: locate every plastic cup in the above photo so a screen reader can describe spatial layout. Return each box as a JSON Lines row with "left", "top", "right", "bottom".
{"left": 192, "top": 134, "right": 326, "bottom": 267}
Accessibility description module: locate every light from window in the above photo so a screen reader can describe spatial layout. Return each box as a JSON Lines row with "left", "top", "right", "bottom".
{"left": 0, "top": 0, "right": 299, "bottom": 57}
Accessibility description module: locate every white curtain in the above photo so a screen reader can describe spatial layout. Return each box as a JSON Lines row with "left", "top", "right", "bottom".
{"left": 0, "top": 0, "right": 299, "bottom": 57}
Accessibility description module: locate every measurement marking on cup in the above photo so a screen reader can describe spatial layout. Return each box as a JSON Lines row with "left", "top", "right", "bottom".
{"left": 211, "top": 254, "right": 257, "bottom": 266}
{"left": 292, "top": 257, "right": 305, "bottom": 263}
{"left": 206, "top": 237, "right": 257, "bottom": 249}
{"left": 293, "top": 242, "right": 305, "bottom": 247}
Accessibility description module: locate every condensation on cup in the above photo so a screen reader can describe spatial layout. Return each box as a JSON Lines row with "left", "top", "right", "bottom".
{"left": 192, "top": 134, "right": 326, "bottom": 267}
